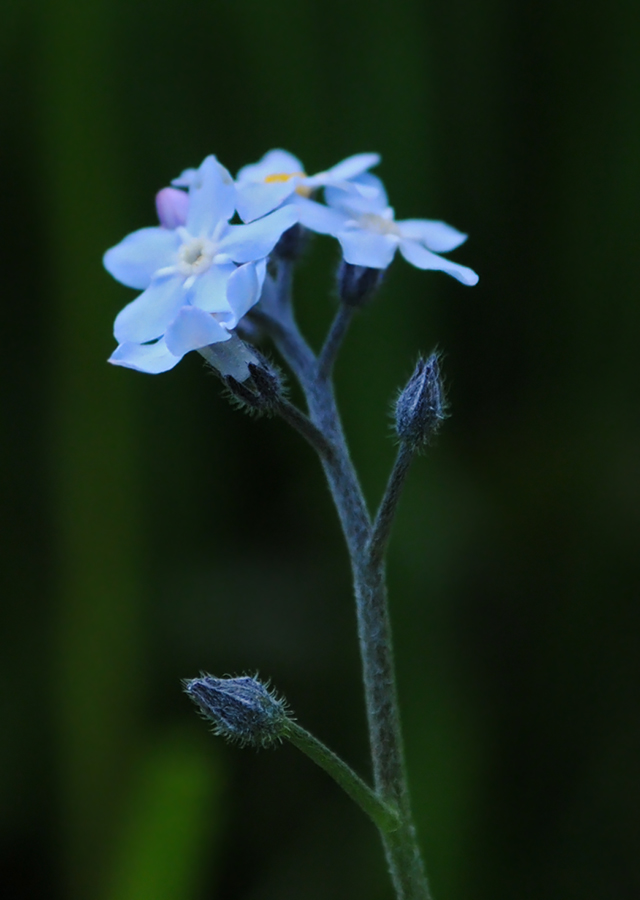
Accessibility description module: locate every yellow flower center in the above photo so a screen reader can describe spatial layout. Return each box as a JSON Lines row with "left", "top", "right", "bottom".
{"left": 264, "top": 171, "right": 312, "bottom": 198}
{"left": 264, "top": 171, "right": 306, "bottom": 183}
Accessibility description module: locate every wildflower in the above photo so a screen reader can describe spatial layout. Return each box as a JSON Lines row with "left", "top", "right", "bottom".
{"left": 296, "top": 173, "right": 479, "bottom": 285}
{"left": 233, "top": 149, "right": 381, "bottom": 223}
{"left": 104, "top": 156, "right": 298, "bottom": 373}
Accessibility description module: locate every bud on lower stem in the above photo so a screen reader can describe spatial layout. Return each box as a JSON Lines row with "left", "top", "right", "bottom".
{"left": 395, "top": 352, "right": 446, "bottom": 448}
{"left": 184, "top": 675, "right": 290, "bottom": 748}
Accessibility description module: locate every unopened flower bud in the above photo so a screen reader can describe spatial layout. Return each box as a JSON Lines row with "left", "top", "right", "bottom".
{"left": 223, "top": 350, "right": 285, "bottom": 414}
{"left": 184, "top": 674, "right": 290, "bottom": 748}
{"left": 395, "top": 353, "right": 446, "bottom": 447}
{"left": 337, "top": 261, "right": 384, "bottom": 307}
{"left": 273, "top": 223, "right": 308, "bottom": 261}
{"left": 155, "top": 187, "right": 188, "bottom": 229}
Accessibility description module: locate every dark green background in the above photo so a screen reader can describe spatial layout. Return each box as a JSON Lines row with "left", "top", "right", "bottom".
{"left": 2, "top": 0, "right": 639, "bottom": 897}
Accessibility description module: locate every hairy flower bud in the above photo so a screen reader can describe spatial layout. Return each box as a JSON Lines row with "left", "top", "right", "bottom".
{"left": 222, "top": 350, "right": 285, "bottom": 414}
{"left": 337, "top": 261, "right": 384, "bottom": 307}
{"left": 183, "top": 675, "right": 290, "bottom": 748}
{"left": 395, "top": 352, "right": 446, "bottom": 447}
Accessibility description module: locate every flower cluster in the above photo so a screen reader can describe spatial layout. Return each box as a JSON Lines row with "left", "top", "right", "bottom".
{"left": 104, "top": 150, "right": 478, "bottom": 373}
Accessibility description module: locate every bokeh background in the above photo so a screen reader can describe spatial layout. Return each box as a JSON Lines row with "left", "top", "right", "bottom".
{"left": 2, "top": 0, "right": 639, "bottom": 897}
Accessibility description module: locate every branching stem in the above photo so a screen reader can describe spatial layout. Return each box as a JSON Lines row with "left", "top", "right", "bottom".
{"left": 317, "top": 304, "right": 356, "bottom": 382}
{"left": 283, "top": 720, "right": 400, "bottom": 834}
{"left": 257, "top": 262, "right": 432, "bottom": 900}
{"left": 368, "top": 442, "right": 416, "bottom": 570}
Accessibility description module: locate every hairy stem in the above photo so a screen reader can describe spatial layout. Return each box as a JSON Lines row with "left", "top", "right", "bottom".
{"left": 301, "top": 374, "right": 430, "bottom": 899}
{"left": 368, "top": 442, "right": 416, "bottom": 570}
{"left": 317, "top": 304, "right": 356, "bottom": 382}
{"left": 283, "top": 720, "right": 400, "bottom": 834}
{"left": 262, "top": 267, "right": 431, "bottom": 899}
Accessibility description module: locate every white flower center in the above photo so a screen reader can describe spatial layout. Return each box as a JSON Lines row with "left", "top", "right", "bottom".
{"left": 358, "top": 213, "right": 401, "bottom": 236}
{"left": 177, "top": 236, "right": 216, "bottom": 276}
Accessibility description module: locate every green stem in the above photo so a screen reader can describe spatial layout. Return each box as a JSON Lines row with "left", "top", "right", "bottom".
{"left": 283, "top": 721, "right": 400, "bottom": 835}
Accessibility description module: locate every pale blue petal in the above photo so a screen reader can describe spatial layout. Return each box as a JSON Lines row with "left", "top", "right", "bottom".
{"left": 199, "top": 333, "right": 259, "bottom": 381}
{"left": 324, "top": 173, "right": 389, "bottom": 215}
{"left": 164, "top": 306, "right": 231, "bottom": 356}
{"left": 114, "top": 274, "right": 185, "bottom": 344}
{"left": 103, "top": 227, "right": 181, "bottom": 290}
{"left": 226, "top": 259, "right": 266, "bottom": 323}
{"left": 296, "top": 197, "right": 348, "bottom": 235}
{"left": 109, "top": 338, "right": 182, "bottom": 374}
{"left": 186, "top": 156, "right": 236, "bottom": 236}
{"left": 237, "top": 149, "right": 304, "bottom": 183}
{"left": 316, "top": 152, "right": 380, "bottom": 183}
{"left": 398, "top": 219, "right": 468, "bottom": 252}
{"left": 338, "top": 229, "right": 399, "bottom": 268}
{"left": 217, "top": 205, "right": 299, "bottom": 262}
{"left": 171, "top": 166, "right": 198, "bottom": 188}
{"left": 235, "top": 180, "right": 295, "bottom": 223}
{"left": 189, "top": 264, "right": 236, "bottom": 313}
{"left": 399, "top": 239, "right": 479, "bottom": 285}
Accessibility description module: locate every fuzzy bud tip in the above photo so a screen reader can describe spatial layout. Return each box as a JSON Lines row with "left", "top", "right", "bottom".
{"left": 183, "top": 674, "right": 290, "bottom": 748}
{"left": 395, "top": 352, "right": 447, "bottom": 447}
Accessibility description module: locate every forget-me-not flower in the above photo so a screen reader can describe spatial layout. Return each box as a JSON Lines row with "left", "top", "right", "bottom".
{"left": 104, "top": 156, "right": 298, "bottom": 373}
{"left": 232, "top": 149, "right": 381, "bottom": 223}
{"left": 295, "top": 173, "right": 479, "bottom": 285}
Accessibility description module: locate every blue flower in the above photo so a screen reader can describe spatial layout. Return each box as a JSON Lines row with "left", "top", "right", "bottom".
{"left": 104, "top": 156, "right": 298, "bottom": 373}
{"left": 232, "top": 149, "right": 381, "bottom": 223}
{"left": 296, "top": 173, "right": 479, "bottom": 286}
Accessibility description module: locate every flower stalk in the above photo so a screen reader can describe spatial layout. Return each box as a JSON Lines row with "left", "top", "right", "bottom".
{"left": 262, "top": 264, "right": 432, "bottom": 900}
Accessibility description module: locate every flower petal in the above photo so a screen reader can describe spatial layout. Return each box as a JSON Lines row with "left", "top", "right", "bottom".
{"left": 399, "top": 239, "right": 479, "bottom": 285}
{"left": 338, "top": 229, "right": 399, "bottom": 269}
{"left": 199, "top": 333, "right": 261, "bottom": 381}
{"left": 296, "top": 196, "right": 348, "bottom": 235}
{"left": 237, "top": 149, "right": 305, "bottom": 183}
{"left": 324, "top": 173, "right": 389, "bottom": 215}
{"left": 109, "top": 338, "right": 182, "bottom": 374}
{"left": 322, "top": 152, "right": 380, "bottom": 182}
{"left": 171, "top": 166, "right": 198, "bottom": 188}
{"left": 103, "top": 227, "right": 181, "bottom": 290}
{"left": 217, "top": 205, "right": 299, "bottom": 262}
{"left": 164, "top": 306, "right": 231, "bottom": 357}
{"left": 186, "top": 156, "right": 236, "bottom": 236}
{"left": 189, "top": 264, "right": 236, "bottom": 313}
{"left": 235, "top": 180, "right": 296, "bottom": 223}
{"left": 398, "top": 219, "right": 468, "bottom": 252}
{"left": 113, "top": 274, "right": 185, "bottom": 344}
{"left": 225, "top": 259, "right": 266, "bottom": 323}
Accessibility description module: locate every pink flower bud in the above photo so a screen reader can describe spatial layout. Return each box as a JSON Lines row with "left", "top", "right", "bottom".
{"left": 155, "top": 187, "right": 188, "bottom": 229}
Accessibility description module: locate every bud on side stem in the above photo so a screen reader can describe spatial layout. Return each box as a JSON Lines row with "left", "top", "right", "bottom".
{"left": 395, "top": 352, "right": 446, "bottom": 448}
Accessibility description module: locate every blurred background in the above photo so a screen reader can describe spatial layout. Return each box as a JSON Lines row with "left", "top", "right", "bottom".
{"left": 2, "top": 0, "right": 639, "bottom": 897}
